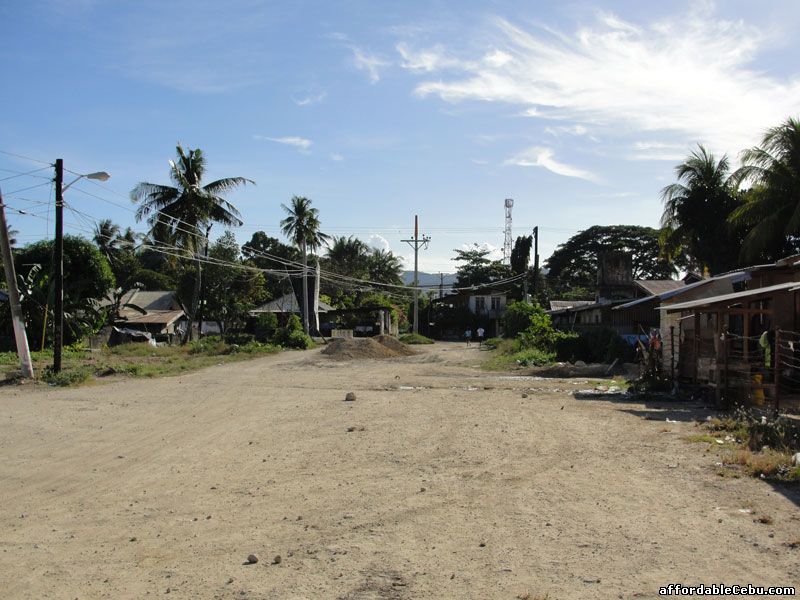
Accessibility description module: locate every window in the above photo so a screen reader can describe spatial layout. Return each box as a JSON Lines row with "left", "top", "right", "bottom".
{"left": 475, "top": 297, "right": 486, "bottom": 312}
{"left": 491, "top": 296, "right": 501, "bottom": 310}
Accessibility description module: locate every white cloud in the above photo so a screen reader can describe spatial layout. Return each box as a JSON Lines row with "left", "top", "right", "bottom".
{"left": 293, "top": 91, "right": 327, "bottom": 106}
{"left": 396, "top": 42, "right": 467, "bottom": 72}
{"left": 351, "top": 47, "right": 389, "bottom": 83}
{"left": 505, "top": 147, "right": 597, "bottom": 182}
{"left": 253, "top": 135, "right": 312, "bottom": 151}
{"left": 545, "top": 124, "right": 588, "bottom": 137}
{"left": 471, "top": 158, "right": 489, "bottom": 165}
{"left": 407, "top": 10, "right": 800, "bottom": 154}
{"left": 459, "top": 242, "right": 503, "bottom": 262}
{"left": 368, "top": 234, "right": 391, "bottom": 252}
{"left": 329, "top": 153, "right": 345, "bottom": 161}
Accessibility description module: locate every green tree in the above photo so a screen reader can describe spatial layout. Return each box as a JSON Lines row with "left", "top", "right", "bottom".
{"left": 241, "top": 231, "right": 301, "bottom": 300}
{"left": 130, "top": 145, "right": 253, "bottom": 342}
{"left": 202, "top": 231, "right": 267, "bottom": 333}
{"left": 546, "top": 225, "right": 677, "bottom": 297}
{"left": 14, "top": 236, "right": 115, "bottom": 346}
{"left": 280, "top": 196, "right": 329, "bottom": 334}
{"left": 729, "top": 117, "right": 800, "bottom": 261}
{"left": 325, "top": 235, "right": 370, "bottom": 278}
{"left": 659, "top": 145, "right": 743, "bottom": 274}
{"left": 452, "top": 244, "right": 511, "bottom": 288}
{"left": 367, "top": 249, "right": 403, "bottom": 285}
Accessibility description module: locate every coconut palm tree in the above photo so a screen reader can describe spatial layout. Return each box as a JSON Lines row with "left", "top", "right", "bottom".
{"left": 367, "top": 249, "right": 404, "bottom": 284}
{"left": 729, "top": 117, "right": 800, "bottom": 261}
{"left": 93, "top": 219, "right": 122, "bottom": 263}
{"left": 325, "top": 236, "right": 371, "bottom": 278}
{"left": 659, "top": 145, "right": 743, "bottom": 275}
{"left": 279, "top": 196, "right": 329, "bottom": 334}
{"left": 131, "top": 145, "right": 253, "bottom": 342}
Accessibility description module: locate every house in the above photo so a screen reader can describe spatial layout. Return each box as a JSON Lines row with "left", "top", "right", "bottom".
{"left": 249, "top": 293, "right": 334, "bottom": 316}
{"left": 112, "top": 290, "right": 187, "bottom": 341}
{"left": 548, "top": 251, "right": 687, "bottom": 335}
{"left": 657, "top": 255, "right": 800, "bottom": 408}
{"left": 433, "top": 289, "right": 508, "bottom": 337}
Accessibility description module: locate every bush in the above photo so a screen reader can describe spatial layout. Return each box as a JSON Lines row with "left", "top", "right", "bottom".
{"left": 224, "top": 332, "right": 255, "bottom": 345}
{"left": 254, "top": 313, "right": 279, "bottom": 342}
{"left": 511, "top": 347, "right": 556, "bottom": 366}
{"left": 273, "top": 328, "right": 314, "bottom": 349}
{"left": 42, "top": 366, "right": 92, "bottom": 386}
{"left": 285, "top": 314, "right": 303, "bottom": 333}
{"left": 483, "top": 337, "right": 504, "bottom": 350}
{"left": 188, "top": 336, "right": 229, "bottom": 355}
{"left": 399, "top": 333, "right": 434, "bottom": 345}
{"left": 502, "top": 301, "right": 545, "bottom": 338}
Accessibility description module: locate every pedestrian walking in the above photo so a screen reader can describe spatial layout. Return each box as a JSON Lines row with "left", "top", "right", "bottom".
{"left": 465, "top": 328, "right": 472, "bottom": 346}
{"left": 477, "top": 326, "right": 485, "bottom": 347}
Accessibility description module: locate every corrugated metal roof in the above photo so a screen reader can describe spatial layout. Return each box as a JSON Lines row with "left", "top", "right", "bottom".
{"left": 661, "top": 281, "right": 799, "bottom": 313}
{"left": 549, "top": 300, "right": 594, "bottom": 310}
{"left": 614, "top": 271, "right": 750, "bottom": 310}
{"left": 633, "top": 279, "right": 684, "bottom": 295}
{"left": 115, "top": 309, "right": 185, "bottom": 326}
{"left": 249, "top": 293, "right": 333, "bottom": 314}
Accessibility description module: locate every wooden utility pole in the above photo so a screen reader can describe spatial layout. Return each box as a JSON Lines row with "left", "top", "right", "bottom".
{"left": 531, "top": 226, "right": 539, "bottom": 300}
{"left": 0, "top": 187, "right": 34, "bottom": 378}
{"left": 53, "top": 158, "right": 64, "bottom": 373}
{"left": 402, "top": 215, "right": 430, "bottom": 334}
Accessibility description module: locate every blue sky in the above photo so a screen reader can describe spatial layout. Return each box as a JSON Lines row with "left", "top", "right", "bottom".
{"left": 1, "top": 0, "right": 799, "bottom": 273}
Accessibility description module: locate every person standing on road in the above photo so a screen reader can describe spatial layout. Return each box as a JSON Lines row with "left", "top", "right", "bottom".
{"left": 477, "top": 326, "right": 485, "bottom": 347}
{"left": 465, "top": 328, "right": 472, "bottom": 347}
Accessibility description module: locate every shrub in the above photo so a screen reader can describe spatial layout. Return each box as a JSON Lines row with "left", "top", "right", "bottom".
{"left": 274, "top": 328, "right": 314, "bottom": 349}
{"left": 511, "top": 348, "right": 556, "bottom": 366}
{"left": 224, "top": 332, "right": 255, "bottom": 346}
{"left": 399, "top": 333, "right": 434, "bottom": 345}
{"left": 285, "top": 314, "right": 303, "bottom": 333}
{"left": 502, "top": 301, "right": 545, "bottom": 338}
{"left": 254, "top": 313, "right": 279, "bottom": 342}
{"left": 42, "top": 366, "right": 92, "bottom": 386}
{"left": 188, "top": 336, "right": 229, "bottom": 355}
{"left": 483, "top": 337, "right": 504, "bottom": 349}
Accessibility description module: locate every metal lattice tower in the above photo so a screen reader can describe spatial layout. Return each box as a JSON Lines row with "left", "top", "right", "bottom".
{"left": 503, "top": 198, "right": 514, "bottom": 265}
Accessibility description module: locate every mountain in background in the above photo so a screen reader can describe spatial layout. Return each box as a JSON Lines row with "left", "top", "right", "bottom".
{"left": 401, "top": 271, "right": 457, "bottom": 287}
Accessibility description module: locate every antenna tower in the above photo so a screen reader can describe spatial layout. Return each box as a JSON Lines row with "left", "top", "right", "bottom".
{"left": 503, "top": 198, "right": 514, "bottom": 265}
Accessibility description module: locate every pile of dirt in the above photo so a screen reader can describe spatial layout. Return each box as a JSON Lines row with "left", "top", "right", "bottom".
{"left": 373, "top": 335, "right": 418, "bottom": 356}
{"left": 322, "top": 337, "right": 417, "bottom": 360}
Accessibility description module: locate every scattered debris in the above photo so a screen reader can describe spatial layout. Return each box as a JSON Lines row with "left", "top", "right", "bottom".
{"left": 245, "top": 554, "right": 259, "bottom": 564}
{"left": 272, "top": 555, "right": 282, "bottom": 565}
{"left": 345, "top": 392, "right": 356, "bottom": 402}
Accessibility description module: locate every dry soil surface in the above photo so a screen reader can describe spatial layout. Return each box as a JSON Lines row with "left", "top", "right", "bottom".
{"left": 1, "top": 342, "right": 798, "bottom": 599}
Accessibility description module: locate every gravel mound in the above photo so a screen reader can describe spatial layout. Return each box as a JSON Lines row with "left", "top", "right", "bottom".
{"left": 374, "top": 335, "right": 418, "bottom": 356}
{"left": 322, "top": 336, "right": 417, "bottom": 360}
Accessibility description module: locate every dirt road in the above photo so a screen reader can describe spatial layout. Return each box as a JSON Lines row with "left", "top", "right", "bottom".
{"left": 1, "top": 343, "right": 797, "bottom": 599}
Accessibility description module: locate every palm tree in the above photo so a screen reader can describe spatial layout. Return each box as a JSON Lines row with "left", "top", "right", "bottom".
{"left": 729, "top": 117, "right": 800, "bottom": 261}
{"left": 325, "top": 236, "right": 370, "bottom": 277}
{"left": 280, "top": 196, "right": 329, "bottom": 334}
{"left": 659, "top": 145, "right": 743, "bottom": 275}
{"left": 367, "top": 249, "right": 404, "bottom": 284}
{"left": 93, "top": 219, "right": 121, "bottom": 263}
{"left": 131, "top": 145, "right": 253, "bottom": 342}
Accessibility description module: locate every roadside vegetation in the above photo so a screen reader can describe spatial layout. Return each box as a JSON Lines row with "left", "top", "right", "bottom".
{"left": 399, "top": 333, "right": 434, "bottom": 344}
{"left": 0, "top": 338, "right": 282, "bottom": 387}
{"left": 686, "top": 407, "right": 800, "bottom": 483}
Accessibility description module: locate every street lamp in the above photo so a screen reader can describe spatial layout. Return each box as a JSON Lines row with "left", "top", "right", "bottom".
{"left": 53, "top": 159, "right": 110, "bottom": 372}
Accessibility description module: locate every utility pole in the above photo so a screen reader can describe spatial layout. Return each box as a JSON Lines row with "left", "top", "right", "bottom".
{"left": 0, "top": 187, "right": 34, "bottom": 378}
{"left": 532, "top": 226, "right": 539, "bottom": 301}
{"left": 53, "top": 158, "right": 64, "bottom": 373}
{"left": 402, "top": 215, "right": 430, "bottom": 335}
{"left": 439, "top": 272, "right": 444, "bottom": 299}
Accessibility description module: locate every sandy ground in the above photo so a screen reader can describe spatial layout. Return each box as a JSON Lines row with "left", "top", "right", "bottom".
{"left": 1, "top": 342, "right": 798, "bottom": 600}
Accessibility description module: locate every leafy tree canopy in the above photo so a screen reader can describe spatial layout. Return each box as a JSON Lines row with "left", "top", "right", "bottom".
{"left": 545, "top": 225, "right": 678, "bottom": 295}
{"left": 452, "top": 244, "right": 511, "bottom": 288}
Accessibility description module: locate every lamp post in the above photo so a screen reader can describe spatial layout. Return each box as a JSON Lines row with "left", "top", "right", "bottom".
{"left": 53, "top": 159, "right": 110, "bottom": 373}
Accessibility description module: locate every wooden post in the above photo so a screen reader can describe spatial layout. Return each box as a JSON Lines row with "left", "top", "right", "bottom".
{"left": 693, "top": 312, "right": 700, "bottom": 385}
{"left": 670, "top": 325, "right": 675, "bottom": 381}
{"left": 774, "top": 328, "right": 781, "bottom": 413}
